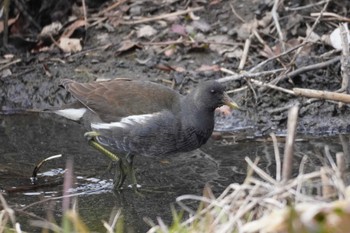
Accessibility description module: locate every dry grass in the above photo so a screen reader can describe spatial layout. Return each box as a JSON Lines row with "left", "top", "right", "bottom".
{"left": 148, "top": 107, "right": 350, "bottom": 233}
{"left": 148, "top": 153, "right": 350, "bottom": 233}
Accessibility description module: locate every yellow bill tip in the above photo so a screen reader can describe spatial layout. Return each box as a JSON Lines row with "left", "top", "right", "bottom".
{"left": 223, "top": 93, "right": 239, "bottom": 109}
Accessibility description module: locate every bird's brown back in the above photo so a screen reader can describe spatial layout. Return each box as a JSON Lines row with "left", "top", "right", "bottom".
{"left": 61, "top": 79, "right": 180, "bottom": 122}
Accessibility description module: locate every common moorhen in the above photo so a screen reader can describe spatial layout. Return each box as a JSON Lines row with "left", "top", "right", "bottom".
{"left": 55, "top": 79, "right": 238, "bottom": 189}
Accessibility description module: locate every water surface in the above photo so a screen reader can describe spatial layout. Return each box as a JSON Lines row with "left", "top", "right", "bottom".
{"left": 0, "top": 113, "right": 348, "bottom": 232}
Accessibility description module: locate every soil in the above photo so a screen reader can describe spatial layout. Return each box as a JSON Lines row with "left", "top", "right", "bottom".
{"left": 1, "top": 0, "right": 350, "bottom": 136}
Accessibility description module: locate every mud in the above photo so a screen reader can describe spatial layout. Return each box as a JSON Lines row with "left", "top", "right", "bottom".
{"left": 1, "top": 0, "right": 350, "bottom": 136}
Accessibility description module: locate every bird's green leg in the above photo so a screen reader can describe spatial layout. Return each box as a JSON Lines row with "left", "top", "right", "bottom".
{"left": 85, "top": 131, "right": 119, "bottom": 162}
{"left": 125, "top": 154, "right": 138, "bottom": 190}
{"left": 84, "top": 131, "right": 127, "bottom": 190}
{"left": 114, "top": 160, "right": 127, "bottom": 190}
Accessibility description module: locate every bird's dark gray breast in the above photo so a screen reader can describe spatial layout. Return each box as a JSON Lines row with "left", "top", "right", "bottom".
{"left": 94, "top": 112, "right": 213, "bottom": 157}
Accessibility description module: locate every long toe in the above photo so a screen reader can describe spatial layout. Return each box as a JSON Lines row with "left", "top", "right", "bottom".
{"left": 114, "top": 160, "right": 127, "bottom": 190}
{"left": 84, "top": 131, "right": 100, "bottom": 141}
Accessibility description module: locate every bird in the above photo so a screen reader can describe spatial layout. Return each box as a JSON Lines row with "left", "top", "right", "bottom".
{"left": 55, "top": 78, "right": 239, "bottom": 190}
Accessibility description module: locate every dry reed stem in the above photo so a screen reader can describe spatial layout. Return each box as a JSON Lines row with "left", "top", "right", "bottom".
{"left": 282, "top": 106, "right": 299, "bottom": 182}
{"left": 339, "top": 23, "right": 350, "bottom": 94}
{"left": 293, "top": 88, "right": 350, "bottom": 103}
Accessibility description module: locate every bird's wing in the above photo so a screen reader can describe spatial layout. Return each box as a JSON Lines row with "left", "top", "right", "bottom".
{"left": 60, "top": 79, "right": 180, "bottom": 122}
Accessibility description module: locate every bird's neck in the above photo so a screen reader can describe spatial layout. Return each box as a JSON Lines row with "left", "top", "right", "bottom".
{"left": 181, "top": 96, "right": 215, "bottom": 133}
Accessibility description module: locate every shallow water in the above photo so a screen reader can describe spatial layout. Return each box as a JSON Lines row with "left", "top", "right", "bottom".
{"left": 0, "top": 113, "right": 349, "bottom": 232}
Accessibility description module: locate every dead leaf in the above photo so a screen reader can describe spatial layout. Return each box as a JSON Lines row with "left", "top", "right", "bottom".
{"left": 216, "top": 105, "right": 232, "bottom": 116}
{"left": 237, "top": 21, "right": 257, "bottom": 40}
{"left": 164, "top": 46, "right": 177, "bottom": 57}
{"left": 0, "top": 15, "right": 19, "bottom": 33}
{"left": 305, "top": 24, "right": 321, "bottom": 43}
{"left": 40, "top": 22, "right": 63, "bottom": 38}
{"left": 225, "top": 48, "right": 243, "bottom": 58}
{"left": 196, "top": 64, "right": 220, "bottom": 72}
{"left": 0, "top": 68, "right": 12, "bottom": 78}
{"left": 61, "top": 19, "right": 86, "bottom": 38}
{"left": 260, "top": 44, "right": 275, "bottom": 58}
{"left": 59, "top": 38, "right": 82, "bottom": 53}
{"left": 329, "top": 23, "right": 350, "bottom": 50}
{"left": 171, "top": 24, "right": 187, "bottom": 36}
{"left": 3, "top": 54, "right": 14, "bottom": 59}
{"left": 155, "top": 64, "right": 176, "bottom": 72}
{"left": 155, "top": 64, "right": 185, "bottom": 73}
{"left": 208, "top": 35, "right": 237, "bottom": 57}
{"left": 137, "top": 25, "right": 157, "bottom": 38}
{"left": 159, "top": 159, "right": 170, "bottom": 164}
{"left": 115, "top": 40, "right": 140, "bottom": 55}
{"left": 189, "top": 11, "right": 200, "bottom": 20}
{"left": 192, "top": 20, "right": 211, "bottom": 33}
{"left": 260, "top": 38, "right": 307, "bottom": 59}
{"left": 174, "top": 66, "right": 186, "bottom": 72}
{"left": 209, "top": 0, "right": 222, "bottom": 5}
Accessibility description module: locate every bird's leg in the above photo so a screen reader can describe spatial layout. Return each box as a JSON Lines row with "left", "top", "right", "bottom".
{"left": 114, "top": 160, "right": 127, "bottom": 190}
{"left": 125, "top": 153, "right": 138, "bottom": 190}
{"left": 84, "top": 131, "right": 127, "bottom": 190}
{"left": 84, "top": 131, "right": 120, "bottom": 162}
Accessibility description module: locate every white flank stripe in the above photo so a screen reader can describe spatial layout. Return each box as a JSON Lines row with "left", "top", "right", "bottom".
{"left": 54, "top": 108, "right": 87, "bottom": 121}
{"left": 91, "top": 113, "right": 156, "bottom": 130}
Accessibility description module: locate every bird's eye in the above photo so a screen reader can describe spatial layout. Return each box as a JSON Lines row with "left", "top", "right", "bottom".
{"left": 210, "top": 89, "right": 216, "bottom": 94}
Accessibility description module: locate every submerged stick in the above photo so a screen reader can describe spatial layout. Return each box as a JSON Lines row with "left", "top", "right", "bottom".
{"left": 282, "top": 106, "right": 299, "bottom": 182}
{"left": 31, "top": 154, "right": 63, "bottom": 182}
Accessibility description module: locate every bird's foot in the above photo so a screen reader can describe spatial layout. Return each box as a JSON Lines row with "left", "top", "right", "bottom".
{"left": 84, "top": 131, "right": 100, "bottom": 141}
{"left": 85, "top": 131, "right": 120, "bottom": 162}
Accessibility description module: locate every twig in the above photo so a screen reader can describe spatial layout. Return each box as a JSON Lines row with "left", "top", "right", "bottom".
{"left": 246, "top": 79, "right": 258, "bottom": 105}
{"left": 217, "top": 69, "right": 285, "bottom": 83}
{"left": 276, "top": 56, "right": 340, "bottom": 83}
{"left": 249, "top": 78, "right": 295, "bottom": 95}
{"left": 0, "top": 193, "right": 17, "bottom": 228}
{"left": 285, "top": 0, "right": 328, "bottom": 11}
{"left": 119, "top": 7, "right": 204, "bottom": 25}
{"left": 321, "top": 167, "right": 335, "bottom": 198}
{"left": 293, "top": 88, "right": 350, "bottom": 103}
{"left": 287, "top": 0, "right": 330, "bottom": 67}
{"left": 226, "top": 86, "right": 248, "bottom": 94}
{"left": 267, "top": 102, "right": 299, "bottom": 114}
{"left": 82, "top": 0, "right": 88, "bottom": 30}
{"left": 271, "top": 0, "right": 285, "bottom": 51}
{"left": 3, "top": 0, "right": 9, "bottom": 47}
{"left": 97, "top": 0, "right": 127, "bottom": 17}
{"left": 295, "top": 155, "right": 308, "bottom": 203}
{"left": 245, "top": 157, "right": 277, "bottom": 185}
{"left": 249, "top": 42, "right": 306, "bottom": 72}
{"left": 282, "top": 105, "right": 299, "bottom": 182}
{"left": 239, "top": 34, "right": 253, "bottom": 70}
{"left": 141, "top": 39, "right": 242, "bottom": 47}
{"left": 229, "top": 3, "right": 245, "bottom": 23}
{"left": 0, "top": 58, "right": 21, "bottom": 72}
{"left": 270, "top": 133, "right": 281, "bottom": 182}
{"left": 311, "top": 12, "right": 350, "bottom": 22}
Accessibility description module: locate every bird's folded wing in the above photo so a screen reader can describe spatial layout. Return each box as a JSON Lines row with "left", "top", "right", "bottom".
{"left": 61, "top": 79, "right": 180, "bottom": 122}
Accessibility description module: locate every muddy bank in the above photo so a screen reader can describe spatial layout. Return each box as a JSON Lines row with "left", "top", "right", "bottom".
{"left": 1, "top": 0, "right": 350, "bottom": 136}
